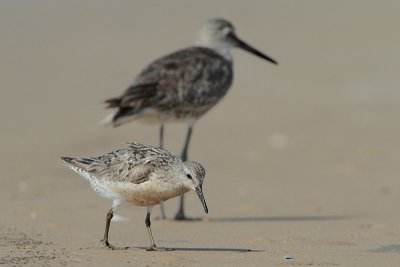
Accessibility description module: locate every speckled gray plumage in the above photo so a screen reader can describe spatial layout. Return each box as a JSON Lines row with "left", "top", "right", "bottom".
{"left": 61, "top": 143, "right": 185, "bottom": 184}
{"left": 105, "top": 47, "right": 233, "bottom": 125}
{"left": 61, "top": 142, "right": 207, "bottom": 207}
{"left": 60, "top": 142, "right": 208, "bottom": 250}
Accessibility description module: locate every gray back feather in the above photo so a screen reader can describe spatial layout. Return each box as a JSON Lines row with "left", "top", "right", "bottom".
{"left": 63, "top": 143, "right": 181, "bottom": 184}
{"left": 108, "top": 47, "right": 233, "bottom": 120}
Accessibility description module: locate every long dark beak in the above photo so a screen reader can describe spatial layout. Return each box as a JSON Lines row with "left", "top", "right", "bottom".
{"left": 228, "top": 32, "right": 278, "bottom": 65}
{"left": 195, "top": 186, "right": 208, "bottom": 214}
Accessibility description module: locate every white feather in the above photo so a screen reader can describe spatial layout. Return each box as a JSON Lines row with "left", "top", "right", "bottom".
{"left": 98, "top": 112, "right": 117, "bottom": 127}
{"left": 111, "top": 214, "right": 130, "bottom": 222}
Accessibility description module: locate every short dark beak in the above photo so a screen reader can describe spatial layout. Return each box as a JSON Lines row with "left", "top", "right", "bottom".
{"left": 195, "top": 186, "right": 208, "bottom": 214}
{"left": 228, "top": 32, "right": 278, "bottom": 65}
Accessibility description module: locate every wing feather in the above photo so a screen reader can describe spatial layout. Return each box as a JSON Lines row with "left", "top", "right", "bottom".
{"left": 105, "top": 47, "right": 233, "bottom": 123}
{"left": 62, "top": 144, "right": 175, "bottom": 185}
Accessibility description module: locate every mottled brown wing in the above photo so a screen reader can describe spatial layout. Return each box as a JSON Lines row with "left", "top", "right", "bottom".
{"left": 106, "top": 47, "right": 233, "bottom": 121}
{"left": 77, "top": 151, "right": 156, "bottom": 184}
{"left": 83, "top": 144, "right": 177, "bottom": 184}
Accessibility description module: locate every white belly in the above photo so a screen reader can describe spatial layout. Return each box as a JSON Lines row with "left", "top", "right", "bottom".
{"left": 106, "top": 180, "right": 189, "bottom": 206}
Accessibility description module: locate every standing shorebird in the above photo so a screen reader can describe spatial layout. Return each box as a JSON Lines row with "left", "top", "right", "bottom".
{"left": 102, "top": 18, "right": 277, "bottom": 220}
{"left": 60, "top": 143, "right": 208, "bottom": 251}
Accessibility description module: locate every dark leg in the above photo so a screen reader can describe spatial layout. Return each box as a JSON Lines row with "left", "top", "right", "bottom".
{"left": 159, "top": 124, "right": 164, "bottom": 149}
{"left": 145, "top": 206, "right": 173, "bottom": 251}
{"left": 101, "top": 208, "right": 128, "bottom": 250}
{"left": 174, "top": 126, "right": 193, "bottom": 220}
{"left": 180, "top": 126, "right": 192, "bottom": 162}
{"left": 158, "top": 125, "right": 167, "bottom": 220}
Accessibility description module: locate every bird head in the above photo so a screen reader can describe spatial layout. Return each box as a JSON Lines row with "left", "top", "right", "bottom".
{"left": 196, "top": 18, "right": 278, "bottom": 64}
{"left": 182, "top": 161, "right": 208, "bottom": 214}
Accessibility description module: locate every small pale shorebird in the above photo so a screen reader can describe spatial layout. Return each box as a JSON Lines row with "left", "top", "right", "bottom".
{"left": 60, "top": 143, "right": 208, "bottom": 251}
{"left": 102, "top": 18, "right": 277, "bottom": 220}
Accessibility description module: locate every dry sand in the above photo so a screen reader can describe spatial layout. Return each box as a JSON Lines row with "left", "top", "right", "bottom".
{"left": 1, "top": 1, "right": 400, "bottom": 266}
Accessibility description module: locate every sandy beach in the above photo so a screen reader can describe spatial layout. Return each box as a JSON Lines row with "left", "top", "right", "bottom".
{"left": 1, "top": 1, "right": 400, "bottom": 266}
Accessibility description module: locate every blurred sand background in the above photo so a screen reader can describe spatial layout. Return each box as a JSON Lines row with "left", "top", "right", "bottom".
{"left": 1, "top": 0, "right": 400, "bottom": 266}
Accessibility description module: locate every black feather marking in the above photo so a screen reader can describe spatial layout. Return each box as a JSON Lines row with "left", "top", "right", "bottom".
{"left": 75, "top": 158, "right": 95, "bottom": 165}
{"left": 61, "top": 157, "right": 74, "bottom": 164}
{"left": 105, "top": 98, "right": 121, "bottom": 108}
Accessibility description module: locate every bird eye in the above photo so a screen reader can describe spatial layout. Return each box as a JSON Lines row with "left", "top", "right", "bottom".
{"left": 186, "top": 174, "right": 193, "bottom": 179}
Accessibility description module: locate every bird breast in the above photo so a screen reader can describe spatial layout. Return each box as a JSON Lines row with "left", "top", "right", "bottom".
{"left": 106, "top": 180, "right": 189, "bottom": 206}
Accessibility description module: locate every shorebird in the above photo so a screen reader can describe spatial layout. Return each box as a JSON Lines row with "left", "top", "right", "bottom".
{"left": 60, "top": 143, "right": 208, "bottom": 251}
{"left": 102, "top": 18, "right": 277, "bottom": 220}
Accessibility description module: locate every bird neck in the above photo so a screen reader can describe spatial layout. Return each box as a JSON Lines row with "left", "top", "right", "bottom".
{"left": 196, "top": 39, "right": 233, "bottom": 62}
{"left": 211, "top": 44, "right": 233, "bottom": 62}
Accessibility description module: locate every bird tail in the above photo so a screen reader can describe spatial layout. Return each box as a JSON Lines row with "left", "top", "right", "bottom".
{"left": 105, "top": 97, "right": 121, "bottom": 108}
{"left": 99, "top": 112, "right": 118, "bottom": 127}
{"left": 100, "top": 107, "right": 143, "bottom": 127}
{"left": 60, "top": 157, "right": 95, "bottom": 172}
{"left": 60, "top": 157, "right": 78, "bottom": 168}
{"left": 99, "top": 97, "right": 121, "bottom": 127}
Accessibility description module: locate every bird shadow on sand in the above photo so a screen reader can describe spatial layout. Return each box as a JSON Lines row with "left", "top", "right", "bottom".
{"left": 133, "top": 246, "right": 261, "bottom": 253}
{"left": 155, "top": 216, "right": 203, "bottom": 222}
{"left": 207, "top": 215, "right": 355, "bottom": 222}
{"left": 369, "top": 244, "right": 400, "bottom": 253}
